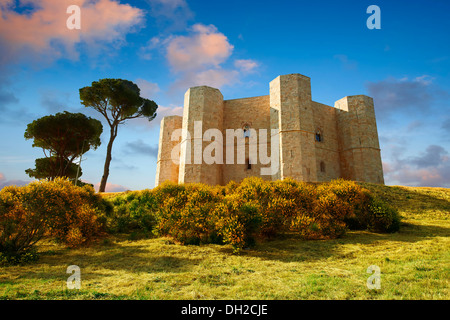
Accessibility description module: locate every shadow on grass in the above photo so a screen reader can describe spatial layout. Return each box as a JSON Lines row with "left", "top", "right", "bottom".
{"left": 229, "top": 222, "right": 450, "bottom": 263}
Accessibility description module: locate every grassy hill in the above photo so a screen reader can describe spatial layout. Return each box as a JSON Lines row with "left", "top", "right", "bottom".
{"left": 0, "top": 183, "right": 448, "bottom": 300}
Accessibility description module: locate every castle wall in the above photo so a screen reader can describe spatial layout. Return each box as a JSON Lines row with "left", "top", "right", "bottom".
{"left": 155, "top": 115, "right": 182, "bottom": 186}
{"left": 270, "top": 74, "right": 317, "bottom": 182}
{"left": 222, "top": 95, "right": 271, "bottom": 184}
{"left": 178, "top": 86, "right": 224, "bottom": 185}
{"left": 311, "top": 101, "right": 341, "bottom": 182}
{"left": 335, "top": 95, "right": 384, "bottom": 184}
{"left": 270, "top": 105, "right": 281, "bottom": 181}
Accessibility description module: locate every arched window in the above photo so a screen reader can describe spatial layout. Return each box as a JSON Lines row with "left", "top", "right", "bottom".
{"left": 246, "top": 158, "right": 252, "bottom": 170}
{"left": 320, "top": 161, "right": 326, "bottom": 173}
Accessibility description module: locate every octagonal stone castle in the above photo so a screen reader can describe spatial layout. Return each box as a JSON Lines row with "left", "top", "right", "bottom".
{"left": 155, "top": 73, "right": 384, "bottom": 186}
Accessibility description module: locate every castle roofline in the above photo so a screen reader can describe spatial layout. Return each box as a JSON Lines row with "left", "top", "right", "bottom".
{"left": 186, "top": 85, "right": 221, "bottom": 91}
{"left": 224, "top": 94, "right": 269, "bottom": 102}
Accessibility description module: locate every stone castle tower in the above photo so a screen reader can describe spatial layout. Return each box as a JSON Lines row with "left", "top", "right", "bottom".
{"left": 155, "top": 73, "right": 384, "bottom": 186}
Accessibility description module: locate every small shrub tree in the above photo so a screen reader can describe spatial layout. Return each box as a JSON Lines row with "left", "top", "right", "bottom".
{"left": 0, "top": 186, "right": 44, "bottom": 263}
{"left": 0, "top": 178, "right": 107, "bottom": 263}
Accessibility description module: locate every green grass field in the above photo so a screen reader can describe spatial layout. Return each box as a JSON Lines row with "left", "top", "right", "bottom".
{"left": 0, "top": 183, "right": 448, "bottom": 300}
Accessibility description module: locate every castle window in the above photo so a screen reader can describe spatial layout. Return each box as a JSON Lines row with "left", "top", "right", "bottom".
{"left": 320, "top": 161, "right": 326, "bottom": 173}
{"left": 315, "top": 131, "right": 322, "bottom": 142}
{"left": 243, "top": 124, "right": 251, "bottom": 138}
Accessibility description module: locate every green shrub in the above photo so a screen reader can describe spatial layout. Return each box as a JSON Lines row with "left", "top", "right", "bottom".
{"left": 104, "top": 190, "right": 158, "bottom": 234}
{"left": 0, "top": 247, "right": 39, "bottom": 266}
{"left": 343, "top": 191, "right": 401, "bottom": 233}
{"left": 366, "top": 196, "right": 401, "bottom": 232}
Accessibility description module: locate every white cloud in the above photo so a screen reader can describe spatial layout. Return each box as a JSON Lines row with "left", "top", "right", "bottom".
{"left": 173, "top": 69, "right": 239, "bottom": 90}
{"left": 138, "top": 37, "right": 163, "bottom": 60}
{"left": 166, "top": 23, "right": 234, "bottom": 72}
{"left": 155, "top": 23, "right": 260, "bottom": 93}
{"left": 234, "top": 59, "right": 259, "bottom": 73}
{"left": 152, "top": 104, "right": 183, "bottom": 127}
{"left": 135, "top": 79, "right": 160, "bottom": 99}
{"left": 128, "top": 104, "right": 183, "bottom": 129}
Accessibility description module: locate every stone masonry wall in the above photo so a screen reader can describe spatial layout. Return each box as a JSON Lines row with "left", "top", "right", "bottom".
{"left": 311, "top": 101, "right": 341, "bottom": 182}
{"left": 222, "top": 95, "right": 272, "bottom": 184}
{"left": 178, "top": 86, "right": 224, "bottom": 185}
{"left": 155, "top": 115, "right": 183, "bottom": 186}
{"left": 335, "top": 95, "right": 384, "bottom": 184}
{"left": 270, "top": 74, "right": 317, "bottom": 182}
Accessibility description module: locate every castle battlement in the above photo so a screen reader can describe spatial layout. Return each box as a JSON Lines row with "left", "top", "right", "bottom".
{"left": 156, "top": 73, "right": 384, "bottom": 186}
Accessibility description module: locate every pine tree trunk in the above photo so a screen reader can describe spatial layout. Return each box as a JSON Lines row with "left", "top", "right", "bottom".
{"left": 99, "top": 125, "right": 117, "bottom": 192}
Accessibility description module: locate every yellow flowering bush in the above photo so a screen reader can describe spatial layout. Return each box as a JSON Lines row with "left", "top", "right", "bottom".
{"left": 0, "top": 185, "right": 44, "bottom": 261}
{"left": 214, "top": 194, "right": 262, "bottom": 253}
{"left": 0, "top": 178, "right": 107, "bottom": 261}
{"left": 155, "top": 183, "right": 224, "bottom": 245}
{"left": 107, "top": 177, "right": 400, "bottom": 253}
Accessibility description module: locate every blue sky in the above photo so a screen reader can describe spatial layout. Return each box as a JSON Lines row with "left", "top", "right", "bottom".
{"left": 1, "top": 0, "right": 449, "bottom": 191}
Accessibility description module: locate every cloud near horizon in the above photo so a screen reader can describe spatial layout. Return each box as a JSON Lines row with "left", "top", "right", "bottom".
{"left": 93, "top": 181, "right": 129, "bottom": 193}
{"left": 383, "top": 145, "right": 450, "bottom": 188}
{"left": 0, "top": 172, "right": 30, "bottom": 190}
{"left": 442, "top": 118, "right": 450, "bottom": 135}
{"left": 0, "top": 0, "right": 144, "bottom": 65}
